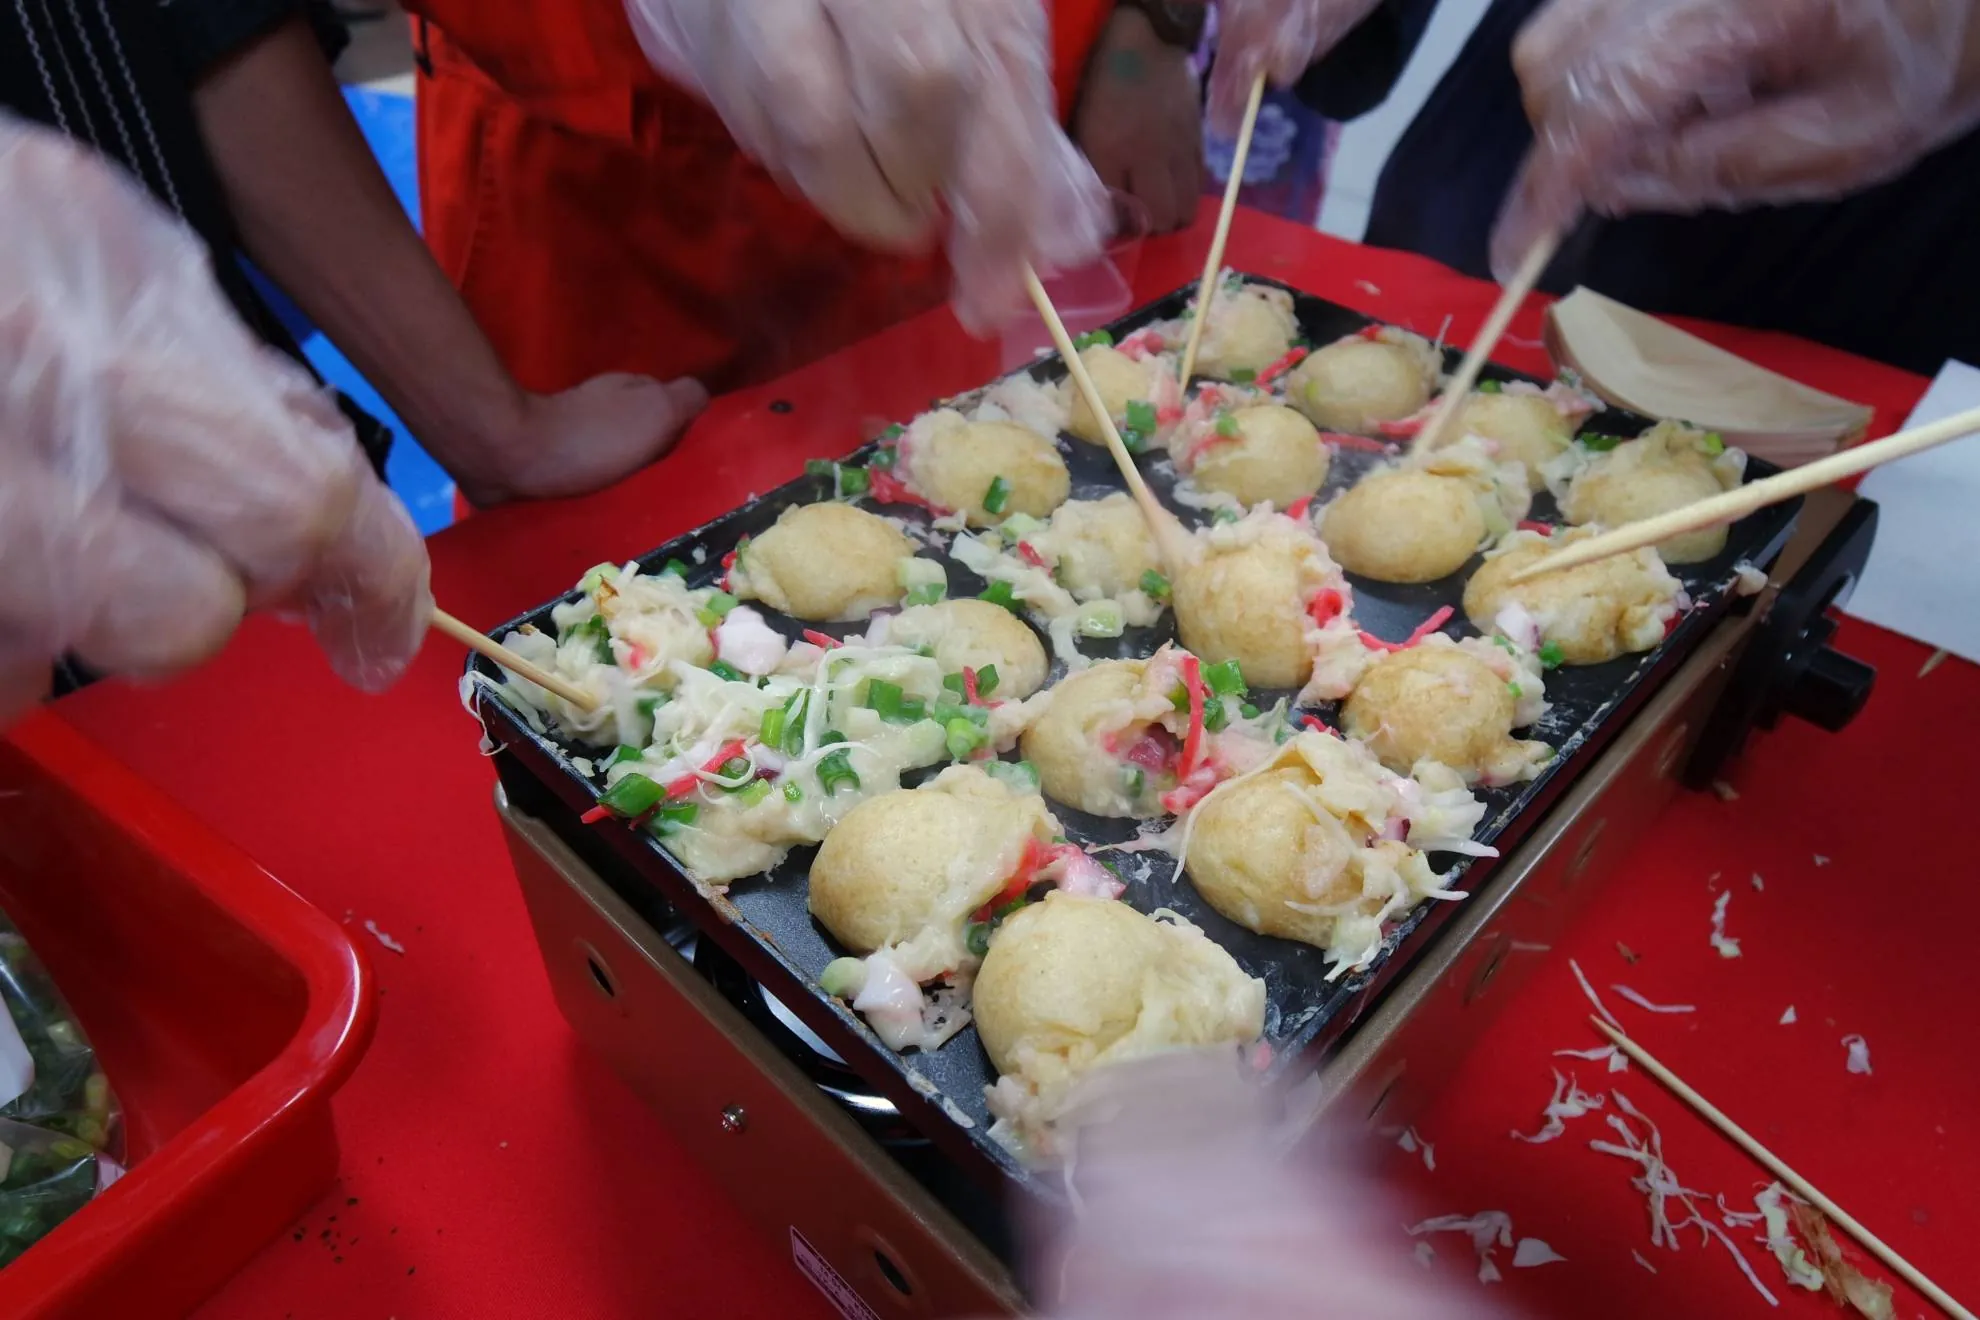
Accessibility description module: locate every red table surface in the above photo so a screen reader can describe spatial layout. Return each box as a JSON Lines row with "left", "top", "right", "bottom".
{"left": 51, "top": 201, "right": 1976, "bottom": 1319}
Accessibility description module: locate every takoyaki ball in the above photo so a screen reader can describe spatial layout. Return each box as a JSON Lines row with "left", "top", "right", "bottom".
{"left": 1342, "top": 645, "right": 1516, "bottom": 780}
{"left": 1174, "top": 518, "right": 1334, "bottom": 690}
{"left": 1320, "top": 470, "right": 1484, "bottom": 584}
{"left": 732, "top": 502, "right": 913, "bottom": 622}
{"left": 1450, "top": 392, "right": 1572, "bottom": 490}
{"left": 1067, "top": 345, "right": 1156, "bottom": 447}
{"left": 1284, "top": 333, "right": 1438, "bottom": 434}
{"left": 1046, "top": 493, "right": 1162, "bottom": 601}
{"left": 1185, "top": 764, "right": 1360, "bottom": 948}
{"left": 916, "top": 419, "right": 1070, "bottom": 527}
{"left": 887, "top": 599, "right": 1049, "bottom": 699}
{"left": 1021, "top": 660, "right": 1154, "bottom": 817}
{"left": 1463, "top": 530, "right": 1683, "bottom": 666}
{"left": 1561, "top": 423, "right": 1744, "bottom": 564}
{"left": 973, "top": 892, "right": 1265, "bottom": 1081}
{"left": 1190, "top": 405, "right": 1330, "bottom": 509}
{"left": 809, "top": 767, "right": 1053, "bottom": 958}
{"left": 1196, "top": 283, "right": 1299, "bottom": 380}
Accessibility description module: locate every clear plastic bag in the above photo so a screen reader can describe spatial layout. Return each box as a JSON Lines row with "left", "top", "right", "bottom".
{"left": 0, "top": 908, "right": 124, "bottom": 1268}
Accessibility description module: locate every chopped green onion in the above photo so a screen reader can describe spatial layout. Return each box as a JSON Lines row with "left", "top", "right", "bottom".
{"left": 985, "top": 760, "right": 1040, "bottom": 792}
{"left": 1071, "top": 329, "right": 1114, "bottom": 350}
{"left": 1119, "top": 425, "right": 1149, "bottom": 453}
{"left": 1124, "top": 400, "right": 1158, "bottom": 434}
{"left": 1203, "top": 658, "right": 1246, "bottom": 696}
{"left": 571, "top": 614, "right": 614, "bottom": 664}
{"left": 942, "top": 672, "right": 966, "bottom": 696}
{"left": 705, "top": 590, "right": 739, "bottom": 619}
{"left": 1478, "top": 379, "right": 1503, "bottom": 394}
{"left": 964, "top": 923, "right": 991, "bottom": 958}
{"left": 982, "top": 475, "right": 1012, "bottom": 515}
{"left": 839, "top": 465, "right": 871, "bottom": 496}
{"left": 820, "top": 957, "right": 866, "bottom": 997}
{"left": 1491, "top": 635, "right": 1516, "bottom": 654}
{"left": 1123, "top": 766, "right": 1145, "bottom": 798}
{"left": 1701, "top": 431, "right": 1726, "bottom": 456}
{"left": 818, "top": 748, "right": 861, "bottom": 795}
{"left": 1171, "top": 685, "right": 1190, "bottom": 713}
{"left": 610, "top": 745, "right": 644, "bottom": 766}
{"left": 1227, "top": 368, "right": 1256, "bottom": 384}
{"left": 717, "top": 755, "right": 753, "bottom": 781}
{"left": 865, "top": 680, "right": 926, "bottom": 724}
{"left": 880, "top": 423, "right": 905, "bottom": 442}
{"left": 637, "top": 693, "right": 667, "bottom": 717}
{"left": 661, "top": 558, "right": 691, "bottom": 577}
{"left": 1212, "top": 506, "right": 1240, "bottom": 525}
{"left": 1508, "top": 681, "right": 1524, "bottom": 699}
{"left": 708, "top": 659, "right": 744, "bottom": 682}
{"left": 734, "top": 779, "right": 771, "bottom": 807}
{"left": 979, "top": 580, "right": 1020, "bottom": 612}
{"left": 1203, "top": 697, "right": 1229, "bottom": 732}
{"left": 946, "top": 717, "right": 986, "bottom": 761}
{"left": 644, "top": 795, "right": 689, "bottom": 830}
{"left": 994, "top": 895, "right": 1031, "bottom": 921}
{"left": 578, "top": 562, "right": 620, "bottom": 594}
{"left": 1538, "top": 640, "right": 1565, "bottom": 669}
{"left": 781, "top": 691, "right": 809, "bottom": 755}
{"left": 819, "top": 730, "right": 847, "bottom": 746}
{"left": 1140, "top": 569, "right": 1171, "bottom": 601}
{"left": 903, "top": 582, "right": 946, "bottom": 605}
{"left": 976, "top": 664, "right": 1000, "bottom": 697}
{"left": 1239, "top": 702, "right": 1260, "bottom": 719}
{"left": 1000, "top": 512, "right": 1047, "bottom": 540}
{"left": 759, "top": 708, "right": 786, "bottom": 747}
{"left": 598, "top": 773, "right": 667, "bottom": 817}
{"left": 783, "top": 780, "right": 804, "bottom": 803}
{"left": 1580, "top": 433, "right": 1625, "bottom": 453}
{"left": 805, "top": 458, "right": 836, "bottom": 478}
{"left": 1214, "top": 411, "right": 1241, "bottom": 439}
{"left": 1077, "top": 601, "right": 1124, "bottom": 638}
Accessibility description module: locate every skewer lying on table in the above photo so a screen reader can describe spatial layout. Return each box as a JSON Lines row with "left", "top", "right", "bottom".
{"left": 1411, "top": 231, "right": 1562, "bottom": 456}
{"left": 431, "top": 606, "right": 599, "bottom": 712}
{"left": 1021, "top": 263, "right": 1193, "bottom": 570}
{"left": 1512, "top": 402, "right": 1980, "bottom": 582}
{"left": 1593, "top": 1018, "right": 1975, "bottom": 1320}
{"left": 1176, "top": 72, "right": 1266, "bottom": 386}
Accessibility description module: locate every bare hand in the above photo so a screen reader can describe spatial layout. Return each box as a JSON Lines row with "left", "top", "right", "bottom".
{"left": 1073, "top": 8, "right": 1206, "bottom": 234}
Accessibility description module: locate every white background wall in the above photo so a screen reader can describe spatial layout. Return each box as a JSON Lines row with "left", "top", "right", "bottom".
{"left": 1315, "top": 0, "right": 1492, "bottom": 240}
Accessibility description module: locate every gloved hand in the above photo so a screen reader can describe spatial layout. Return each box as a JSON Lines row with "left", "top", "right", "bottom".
{"left": 1208, "top": 0, "right": 1387, "bottom": 135}
{"left": 1493, "top": 0, "right": 1980, "bottom": 280}
{"left": 624, "top": 0, "right": 1110, "bottom": 333}
{"left": 0, "top": 116, "right": 432, "bottom": 728}
{"left": 1023, "top": 1054, "right": 1507, "bottom": 1320}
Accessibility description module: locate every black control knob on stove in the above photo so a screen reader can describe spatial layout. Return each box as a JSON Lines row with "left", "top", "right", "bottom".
{"left": 1773, "top": 621, "right": 1876, "bottom": 734}
{"left": 1688, "top": 497, "right": 1880, "bottom": 786}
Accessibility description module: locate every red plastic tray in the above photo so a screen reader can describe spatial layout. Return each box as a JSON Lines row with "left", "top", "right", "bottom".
{"left": 0, "top": 713, "right": 376, "bottom": 1318}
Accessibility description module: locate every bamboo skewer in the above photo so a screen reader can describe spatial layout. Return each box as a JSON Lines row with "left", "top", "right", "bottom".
{"left": 1176, "top": 72, "right": 1267, "bottom": 386}
{"left": 1021, "top": 264, "right": 1193, "bottom": 569}
{"left": 1514, "top": 402, "right": 1980, "bottom": 582}
{"left": 1410, "top": 230, "right": 1562, "bottom": 457}
{"left": 431, "top": 606, "right": 600, "bottom": 712}
{"left": 1592, "top": 1018, "right": 1975, "bottom": 1320}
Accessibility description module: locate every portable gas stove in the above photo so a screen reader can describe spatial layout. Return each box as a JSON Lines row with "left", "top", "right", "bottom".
{"left": 474, "top": 282, "right": 1879, "bottom": 1318}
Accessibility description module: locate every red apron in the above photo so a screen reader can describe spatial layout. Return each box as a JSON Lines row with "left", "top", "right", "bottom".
{"left": 406, "top": 0, "right": 1111, "bottom": 398}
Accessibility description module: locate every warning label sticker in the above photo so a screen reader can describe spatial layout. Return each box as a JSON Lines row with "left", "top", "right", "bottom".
{"left": 791, "top": 1226, "right": 883, "bottom": 1320}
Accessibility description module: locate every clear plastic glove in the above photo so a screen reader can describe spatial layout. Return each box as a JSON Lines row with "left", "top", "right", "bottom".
{"left": 624, "top": 0, "right": 1109, "bottom": 334}
{"left": 1208, "top": 0, "right": 1387, "bottom": 135}
{"left": 0, "top": 116, "right": 431, "bottom": 727}
{"left": 1493, "top": 0, "right": 1980, "bottom": 280}
{"left": 1021, "top": 1053, "right": 1509, "bottom": 1320}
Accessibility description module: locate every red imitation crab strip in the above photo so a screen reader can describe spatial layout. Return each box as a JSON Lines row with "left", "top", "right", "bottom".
{"left": 1357, "top": 605, "right": 1454, "bottom": 654}
{"left": 719, "top": 547, "right": 739, "bottom": 592}
{"left": 1016, "top": 541, "right": 1047, "bottom": 568}
{"left": 1177, "top": 653, "right": 1208, "bottom": 780}
{"left": 1300, "top": 714, "right": 1329, "bottom": 734}
{"left": 1517, "top": 520, "right": 1554, "bottom": 535}
{"left": 1307, "top": 588, "right": 1346, "bottom": 629}
{"left": 1286, "top": 496, "right": 1313, "bottom": 521}
{"left": 867, "top": 469, "right": 943, "bottom": 512}
{"left": 1160, "top": 761, "right": 1222, "bottom": 814}
{"left": 962, "top": 666, "right": 983, "bottom": 706}
{"left": 664, "top": 738, "right": 751, "bottom": 799}
{"left": 1118, "top": 328, "right": 1166, "bottom": 360}
{"left": 801, "top": 629, "right": 842, "bottom": 650}
{"left": 1319, "top": 431, "right": 1398, "bottom": 455}
{"left": 1254, "top": 345, "right": 1309, "bottom": 388}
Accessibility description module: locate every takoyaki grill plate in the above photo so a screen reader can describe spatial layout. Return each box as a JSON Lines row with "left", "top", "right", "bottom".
{"left": 472, "top": 277, "right": 1801, "bottom": 1197}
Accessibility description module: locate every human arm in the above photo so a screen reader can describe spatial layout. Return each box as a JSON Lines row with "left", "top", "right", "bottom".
{"left": 1070, "top": 4, "right": 1205, "bottom": 234}
{"left": 190, "top": 14, "right": 704, "bottom": 505}
{"left": 0, "top": 116, "right": 429, "bottom": 724}
{"left": 1492, "top": 0, "right": 1980, "bottom": 279}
